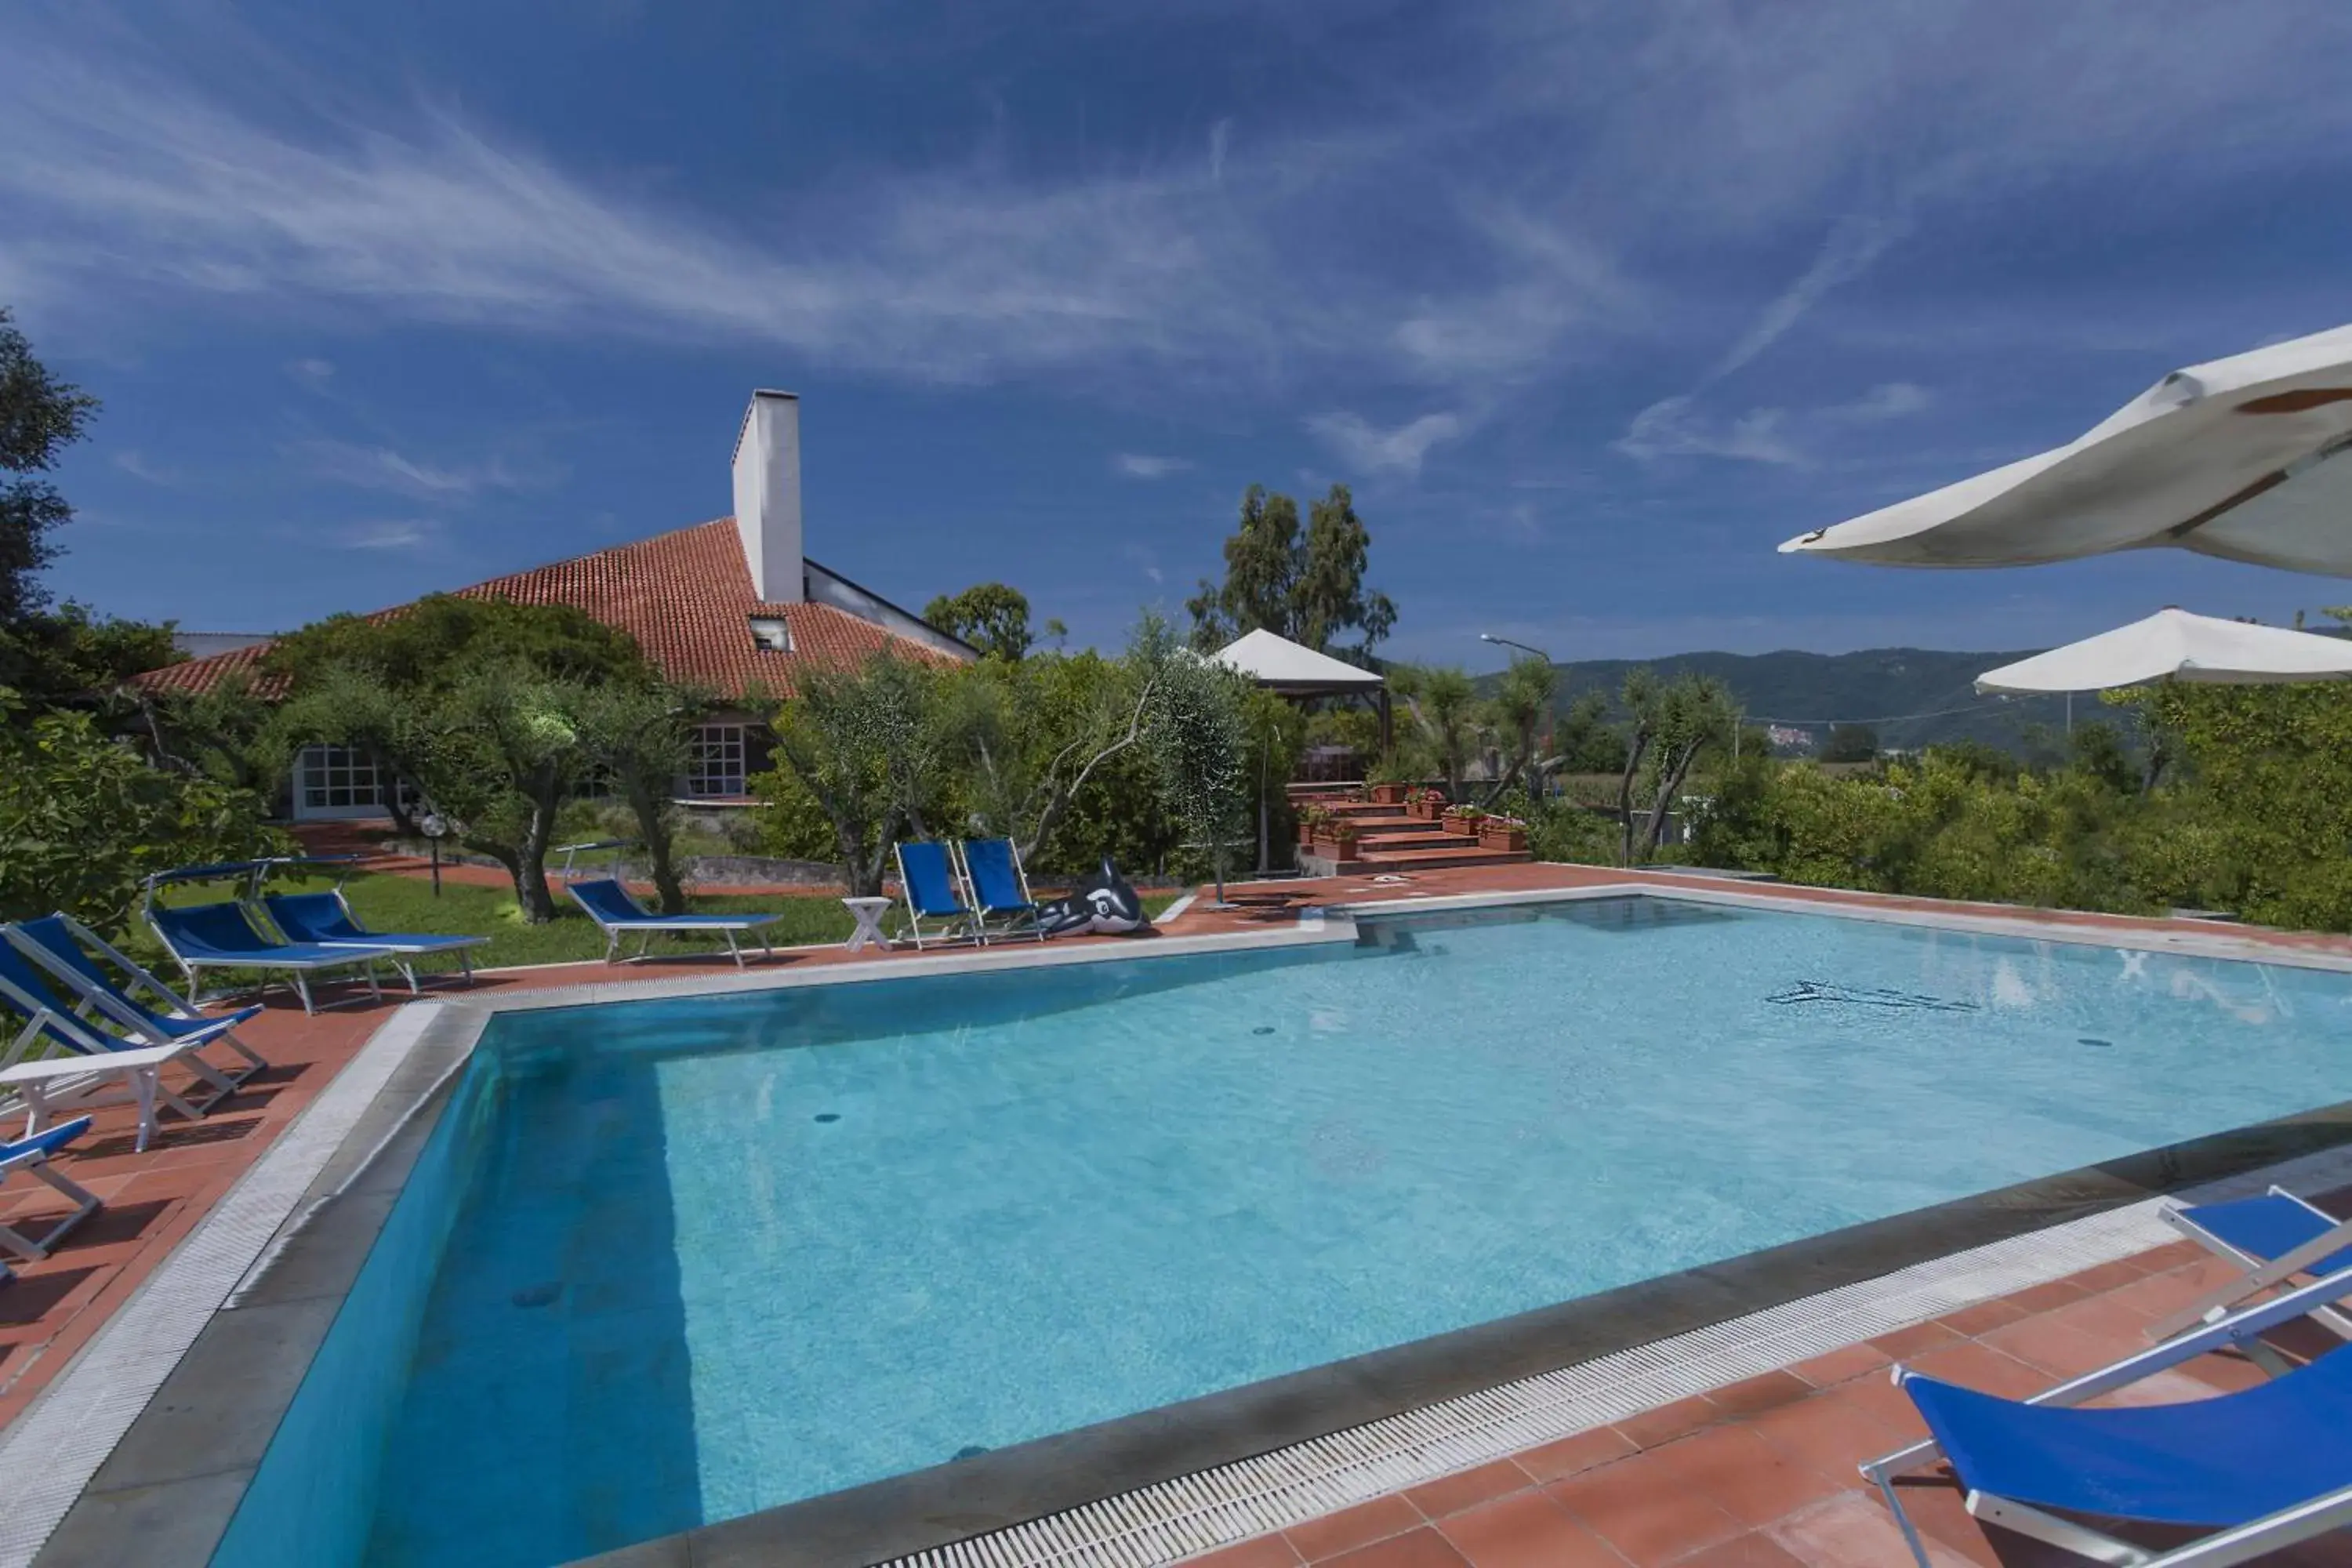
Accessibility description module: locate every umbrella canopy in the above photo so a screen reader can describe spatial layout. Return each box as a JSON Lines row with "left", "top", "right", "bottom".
{"left": 1211, "top": 628, "right": 1385, "bottom": 696}
{"left": 1782, "top": 323, "right": 2352, "bottom": 575}
{"left": 1973, "top": 608, "right": 2352, "bottom": 694}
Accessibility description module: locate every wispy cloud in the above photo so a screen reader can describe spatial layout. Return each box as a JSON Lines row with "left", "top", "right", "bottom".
{"left": 339, "top": 519, "right": 434, "bottom": 550}
{"left": 109, "top": 448, "right": 184, "bottom": 486}
{"left": 1305, "top": 411, "right": 1466, "bottom": 478}
{"left": 294, "top": 439, "right": 563, "bottom": 499}
{"left": 1616, "top": 398, "right": 1803, "bottom": 466}
{"left": 286, "top": 357, "right": 335, "bottom": 391}
{"left": 1112, "top": 452, "right": 1190, "bottom": 480}
{"left": 1710, "top": 216, "right": 1907, "bottom": 383}
{"left": 1831, "top": 381, "right": 1932, "bottom": 422}
{"left": 1617, "top": 380, "right": 1933, "bottom": 467}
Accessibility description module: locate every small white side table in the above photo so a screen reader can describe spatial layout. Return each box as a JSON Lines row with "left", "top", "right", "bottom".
{"left": 841, "top": 896, "right": 895, "bottom": 954}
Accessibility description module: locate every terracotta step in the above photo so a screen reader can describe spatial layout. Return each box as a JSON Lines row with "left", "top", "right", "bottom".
{"left": 1354, "top": 845, "right": 1535, "bottom": 870}
{"left": 1351, "top": 828, "right": 1474, "bottom": 851}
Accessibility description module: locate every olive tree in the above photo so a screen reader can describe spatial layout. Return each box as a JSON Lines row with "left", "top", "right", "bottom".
{"left": 1142, "top": 620, "right": 1251, "bottom": 905}
{"left": 571, "top": 682, "right": 703, "bottom": 913}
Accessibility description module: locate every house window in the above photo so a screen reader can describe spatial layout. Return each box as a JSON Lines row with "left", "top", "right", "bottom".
{"left": 687, "top": 724, "right": 747, "bottom": 797}
{"left": 299, "top": 746, "right": 385, "bottom": 812}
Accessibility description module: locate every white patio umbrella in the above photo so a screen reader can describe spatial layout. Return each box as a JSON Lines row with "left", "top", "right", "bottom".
{"left": 1973, "top": 608, "right": 2352, "bottom": 694}
{"left": 1782, "top": 323, "right": 2352, "bottom": 575}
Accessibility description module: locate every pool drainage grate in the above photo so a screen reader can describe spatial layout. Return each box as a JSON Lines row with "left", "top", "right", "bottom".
{"left": 880, "top": 1200, "right": 2177, "bottom": 1568}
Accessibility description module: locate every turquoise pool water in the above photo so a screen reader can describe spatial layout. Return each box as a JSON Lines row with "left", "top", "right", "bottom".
{"left": 217, "top": 898, "right": 2352, "bottom": 1566}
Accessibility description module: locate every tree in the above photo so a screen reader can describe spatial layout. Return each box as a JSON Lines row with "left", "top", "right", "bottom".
{"left": 572, "top": 682, "right": 703, "bottom": 913}
{"left": 764, "top": 655, "right": 945, "bottom": 897}
{"left": 1633, "top": 675, "right": 1737, "bottom": 861}
{"left": 0, "top": 311, "right": 181, "bottom": 712}
{"left": 1820, "top": 722, "right": 1878, "bottom": 763}
{"left": 271, "top": 598, "right": 650, "bottom": 919}
{"left": 1614, "top": 667, "right": 1661, "bottom": 865}
{"left": 1187, "top": 482, "right": 1396, "bottom": 662}
{"left": 0, "top": 309, "right": 98, "bottom": 626}
{"left": 923, "top": 583, "right": 1033, "bottom": 662}
{"left": 0, "top": 700, "right": 285, "bottom": 937}
{"left": 1485, "top": 656, "right": 1559, "bottom": 803}
{"left": 1142, "top": 620, "right": 1250, "bottom": 904}
{"left": 934, "top": 649, "right": 1160, "bottom": 869}
{"left": 1392, "top": 664, "right": 1477, "bottom": 795}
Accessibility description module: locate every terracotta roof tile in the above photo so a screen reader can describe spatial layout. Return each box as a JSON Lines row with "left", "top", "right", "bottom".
{"left": 137, "top": 520, "right": 956, "bottom": 701}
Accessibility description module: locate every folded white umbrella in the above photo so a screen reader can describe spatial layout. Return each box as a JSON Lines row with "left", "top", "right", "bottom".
{"left": 1783, "top": 323, "right": 2352, "bottom": 575}
{"left": 1973, "top": 608, "right": 2352, "bottom": 694}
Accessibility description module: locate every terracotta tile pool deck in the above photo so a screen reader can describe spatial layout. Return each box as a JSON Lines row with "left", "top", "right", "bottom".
{"left": 4, "top": 862, "right": 2347, "bottom": 1565}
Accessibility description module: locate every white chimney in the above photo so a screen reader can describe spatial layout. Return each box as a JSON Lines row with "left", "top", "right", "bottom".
{"left": 731, "top": 390, "right": 804, "bottom": 604}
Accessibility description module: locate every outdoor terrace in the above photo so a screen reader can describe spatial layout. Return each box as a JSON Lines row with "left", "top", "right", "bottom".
{"left": 2, "top": 860, "right": 2347, "bottom": 1567}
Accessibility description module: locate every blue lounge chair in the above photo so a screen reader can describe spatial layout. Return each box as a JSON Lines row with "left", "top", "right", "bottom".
{"left": 2150, "top": 1187, "right": 2352, "bottom": 1345}
{"left": 960, "top": 838, "right": 1043, "bottom": 943}
{"left": 146, "top": 901, "right": 393, "bottom": 1014}
{"left": 261, "top": 891, "right": 488, "bottom": 993}
{"left": 0, "top": 943, "right": 234, "bottom": 1152}
{"left": 1864, "top": 1264, "right": 2352, "bottom": 1566}
{"left": 893, "top": 842, "right": 975, "bottom": 950}
{"left": 565, "top": 879, "right": 782, "bottom": 967}
{"left": 7, "top": 913, "right": 269, "bottom": 1085}
{"left": 0, "top": 1115, "right": 100, "bottom": 1281}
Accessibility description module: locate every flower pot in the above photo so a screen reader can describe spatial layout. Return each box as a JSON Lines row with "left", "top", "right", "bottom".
{"left": 1479, "top": 824, "right": 1526, "bottom": 852}
{"left": 1443, "top": 811, "right": 1475, "bottom": 836}
{"left": 1370, "top": 782, "right": 1406, "bottom": 805}
{"left": 1296, "top": 821, "right": 1316, "bottom": 847}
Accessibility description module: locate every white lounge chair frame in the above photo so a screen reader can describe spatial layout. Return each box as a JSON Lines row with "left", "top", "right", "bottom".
{"left": 0, "top": 1127, "right": 101, "bottom": 1271}
{"left": 2149, "top": 1187, "right": 2352, "bottom": 1344}
{"left": 1863, "top": 1263, "right": 2352, "bottom": 1568}
{"left": 9, "top": 914, "right": 270, "bottom": 1084}
{"left": 0, "top": 1008, "right": 212, "bottom": 1156}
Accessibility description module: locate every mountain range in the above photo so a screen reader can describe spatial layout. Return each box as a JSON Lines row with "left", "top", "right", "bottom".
{"left": 1483, "top": 647, "right": 2085, "bottom": 753}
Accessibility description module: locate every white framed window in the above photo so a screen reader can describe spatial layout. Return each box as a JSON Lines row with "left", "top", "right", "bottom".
{"left": 299, "top": 745, "right": 384, "bottom": 811}
{"left": 686, "top": 724, "right": 747, "bottom": 797}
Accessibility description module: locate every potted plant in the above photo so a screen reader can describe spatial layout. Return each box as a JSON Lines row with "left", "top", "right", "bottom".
{"left": 1444, "top": 803, "right": 1483, "bottom": 836}
{"left": 1367, "top": 757, "right": 1408, "bottom": 805}
{"left": 1296, "top": 804, "right": 1325, "bottom": 848}
{"left": 1413, "top": 787, "right": 1448, "bottom": 821}
{"left": 1319, "top": 818, "right": 1361, "bottom": 861}
{"left": 1479, "top": 815, "right": 1527, "bottom": 851}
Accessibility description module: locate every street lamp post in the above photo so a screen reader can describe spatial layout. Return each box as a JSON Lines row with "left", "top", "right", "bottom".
{"left": 1479, "top": 632, "right": 1555, "bottom": 664}
{"left": 421, "top": 812, "right": 448, "bottom": 897}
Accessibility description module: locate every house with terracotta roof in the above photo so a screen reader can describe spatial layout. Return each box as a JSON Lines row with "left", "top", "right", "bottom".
{"left": 145, "top": 392, "right": 974, "bottom": 822}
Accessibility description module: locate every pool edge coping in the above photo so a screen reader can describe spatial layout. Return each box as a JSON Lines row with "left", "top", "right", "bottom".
{"left": 22, "top": 884, "right": 2352, "bottom": 1566}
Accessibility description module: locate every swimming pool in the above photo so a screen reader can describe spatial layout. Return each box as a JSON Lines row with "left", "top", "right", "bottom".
{"left": 214, "top": 896, "right": 2352, "bottom": 1566}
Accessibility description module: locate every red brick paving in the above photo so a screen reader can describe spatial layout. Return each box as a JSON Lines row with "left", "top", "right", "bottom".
{"left": 10, "top": 854, "right": 2352, "bottom": 1562}
{"left": 1191, "top": 1237, "right": 2352, "bottom": 1566}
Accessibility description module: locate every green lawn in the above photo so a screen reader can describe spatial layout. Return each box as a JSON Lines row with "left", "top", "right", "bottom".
{"left": 149, "top": 870, "right": 1181, "bottom": 974}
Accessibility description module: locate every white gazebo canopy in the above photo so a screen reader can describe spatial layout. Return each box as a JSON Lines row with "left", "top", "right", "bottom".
{"left": 1212, "top": 628, "right": 1387, "bottom": 696}
{"left": 1974, "top": 608, "right": 2352, "bottom": 694}
{"left": 1782, "top": 322, "right": 2352, "bottom": 575}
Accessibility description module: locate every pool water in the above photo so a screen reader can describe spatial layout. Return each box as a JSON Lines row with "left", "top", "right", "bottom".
{"left": 217, "top": 898, "right": 2352, "bottom": 1566}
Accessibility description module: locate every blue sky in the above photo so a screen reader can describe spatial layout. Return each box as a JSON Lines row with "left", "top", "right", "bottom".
{"left": 8, "top": 1, "right": 2352, "bottom": 668}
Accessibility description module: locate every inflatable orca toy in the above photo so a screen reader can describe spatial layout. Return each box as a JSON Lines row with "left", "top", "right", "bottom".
{"left": 1037, "top": 857, "right": 1152, "bottom": 937}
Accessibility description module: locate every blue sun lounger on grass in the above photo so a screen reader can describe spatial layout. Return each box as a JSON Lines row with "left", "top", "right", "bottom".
{"left": 262, "top": 891, "right": 488, "bottom": 993}
{"left": 146, "top": 901, "right": 391, "bottom": 1015}
{"left": 565, "top": 879, "right": 783, "bottom": 967}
